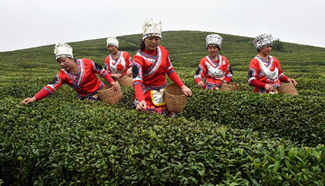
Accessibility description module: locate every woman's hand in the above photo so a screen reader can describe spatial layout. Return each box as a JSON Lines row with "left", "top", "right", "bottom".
{"left": 181, "top": 85, "right": 192, "bottom": 97}
{"left": 288, "top": 78, "right": 298, "bottom": 86}
{"left": 264, "top": 84, "right": 274, "bottom": 91}
{"left": 126, "top": 68, "right": 133, "bottom": 77}
{"left": 197, "top": 81, "right": 205, "bottom": 88}
{"left": 136, "top": 100, "right": 147, "bottom": 111}
{"left": 21, "top": 97, "right": 36, "bottom": 105}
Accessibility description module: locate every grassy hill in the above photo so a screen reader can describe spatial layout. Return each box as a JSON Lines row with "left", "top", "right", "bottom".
{"left": 1, "top": 31, "right": 325, "bottom": 93}
{"left": 1, "top": 31, "right": 325, "bottom": 185}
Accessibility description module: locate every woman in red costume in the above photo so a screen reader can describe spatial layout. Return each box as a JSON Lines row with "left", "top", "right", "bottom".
{"left": 248, "top": 34, "right": 297, "bottom": 94}
{"left": 22, "top": 43, "right": 118, "bottom": 104}
{"left": 194, "top": 34, "right": 233, "bottom": 90}
{"left": 104, "top": 36, "right": 132, "bottom": 80}
{"left": 132, "top": 19, "right": 192, "bottom": 114}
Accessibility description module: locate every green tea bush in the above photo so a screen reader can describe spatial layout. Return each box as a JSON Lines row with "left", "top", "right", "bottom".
{"left": 184, "top": 89, "right": 325, "bottom": 146}
{"left": 0, "top": 96, "right": 324, "bottom": 185}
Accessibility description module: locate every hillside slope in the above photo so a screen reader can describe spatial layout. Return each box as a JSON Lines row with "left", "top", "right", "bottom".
{"left": 1, "top": 31, "right": 325, "bottom": 185}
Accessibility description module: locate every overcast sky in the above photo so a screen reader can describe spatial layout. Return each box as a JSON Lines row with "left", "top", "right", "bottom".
{"left": 1, "top": 0, "right": 324, "bottom": 52}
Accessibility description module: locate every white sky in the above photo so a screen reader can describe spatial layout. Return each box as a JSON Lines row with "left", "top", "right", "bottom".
{"left": 1, "top": 0, "right": 325, "bottom": 51}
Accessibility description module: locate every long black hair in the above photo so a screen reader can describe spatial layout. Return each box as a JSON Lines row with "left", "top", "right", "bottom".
{"left": 140, "top": 40, "right": 145, "bottom": 51}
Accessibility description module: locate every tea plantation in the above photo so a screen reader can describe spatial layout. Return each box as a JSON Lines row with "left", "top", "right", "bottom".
{"left": 0, "top": 31, "right": 325, "bottom": 185}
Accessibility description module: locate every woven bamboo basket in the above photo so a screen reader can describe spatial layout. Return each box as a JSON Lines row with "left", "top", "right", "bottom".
{"left": 164, "top": 84, "right": 188, "bottom": 113}
{"left": 277, "top": 82, "right": 298, "bottom": 95}
{"left": 98, "top": 82, "right": 123, "bottom": 104}
{"left": 220, "top": 82, "right": 240, "bottom": 91}
{"left": 118, "top": 75, "right": 133, "bottom": 87}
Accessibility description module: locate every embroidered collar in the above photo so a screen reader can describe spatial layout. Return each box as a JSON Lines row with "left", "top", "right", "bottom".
{"left": 110, "top": 51, "right": 122, "bottom": 65}
{"left": 257, "top": 55, "right": 272, "bottom": 67}
{"left": 63, "top": 59, "right": 84, "bottom": 88}
{"left": 138, "top": 47, "right": 162, "bottom": 77}
{"left": 255, "top": 56, "right": 278, "bottom": 80}
{"left": 140, "top": 48, "right": 159, "bottom": 60}
{"left": 206, "top": 55, "right": 223, "bottom": 68}
{"left": 208, "top": 55, "right": 220, "bottom": 65}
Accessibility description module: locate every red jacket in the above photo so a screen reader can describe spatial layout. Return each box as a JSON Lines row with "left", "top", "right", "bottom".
{"left": 34, "top": 58, "right": 113, "bottom": 100}
{"left": 248, "top": 55, "right": 288, "bottom": 93}
{"left": 104, "top": 51, "right": 132, "bottom": 76}
{"left": 132, "top": 45, "right": 184, "bottom": 101}
{"left": 194, "top": 55, "right": 232, "bottom": 87}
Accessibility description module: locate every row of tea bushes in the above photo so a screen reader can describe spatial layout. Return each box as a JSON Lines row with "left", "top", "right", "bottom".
{"left": 0, "top": 96, "right": 324, "bottom": 185}
{"left": 183, "top": 89, "right": 325, "bottom": 146}
{"left": 117, "top": 84, "right": 325, "bottom": 146}
{"left": 2, "top": 79, "right": 325, "bottom": 147}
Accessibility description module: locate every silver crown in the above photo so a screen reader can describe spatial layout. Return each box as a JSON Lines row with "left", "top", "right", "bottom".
{"left": 253, "top": 34, "right": 273, "bottom": 49}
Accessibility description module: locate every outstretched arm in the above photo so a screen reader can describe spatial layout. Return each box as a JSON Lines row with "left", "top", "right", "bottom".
{"left": 223, "top": 58, "right": 233, "bottom": 83}
{"left": 194, "top": 59, "right": 207, "bottom": 88}
{"left": 21, "top": 74, "right": 64, "bottom": 104}
{"left": 277, "top": 60, "right": 298, "bottom": 86}
{"left": 132, "top": 58, "right": 147, "bottom": 111}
